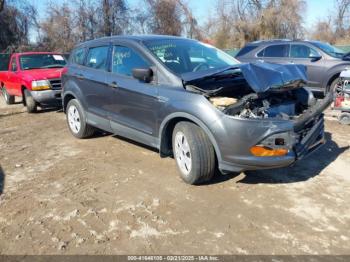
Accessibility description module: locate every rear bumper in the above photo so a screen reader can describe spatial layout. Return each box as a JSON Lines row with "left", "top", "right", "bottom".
{"left": 31, "top": 90, "right": 62, "bottom": 104}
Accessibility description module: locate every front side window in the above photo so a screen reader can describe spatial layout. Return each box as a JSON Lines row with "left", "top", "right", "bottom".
{"left": 290, "top": 44, "right": 319, "bottom": 58}
{"left": 112, "top": 46, "right": 150, "bottom": 76}
{"left": 71, "top": 48, "right": 85, "bottom": 65}
{"left": 85, "top": 46, "right": 109, "bottom": 70}
{"left": 259, "top": 44, "right": 290, "bottom": 58}
{"left": 11, "top": 59, "right": 17, "bottom": 71}
{"left": 19, "top": 54, "right": 66, "bottom": 70}
{"left": 144, "top": 39, "right": 239, "bottom": 75}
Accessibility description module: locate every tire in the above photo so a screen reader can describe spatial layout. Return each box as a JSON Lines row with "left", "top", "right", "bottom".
{"left": 23, "top": 89, "right": 37, "bottom": 113}
{"left": 2, "top": 86, "right": 15, "bottom": 105}
{"left": 66, "top": 99, "right": 96, "bottom": 138}
{"left": 172, "top": 121, "right": 216, "bottom": 185}
{"left": 339, "top": 112, "right": 350, "bottom": 125}
{"left": 328, "top": 77, "right": 341, "bottom": 94}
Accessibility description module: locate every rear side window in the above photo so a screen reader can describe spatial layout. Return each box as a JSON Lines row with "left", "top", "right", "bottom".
{"left": 258, "top": 44, "right": 290, "bottom": 57}
{"left": 71, "top": 48, "right": 85, "bottom": 65}
{"left": 112, "top": 46, "right": 149, "bottom": 76}
{"left": 85, "top": 46, "right": 109, "bottom": 70}
{"left": 290, "top": 44, "right": 319, "bottom": 58}
{"left": 236, "top": 46, "right": 258, "bottom": 57}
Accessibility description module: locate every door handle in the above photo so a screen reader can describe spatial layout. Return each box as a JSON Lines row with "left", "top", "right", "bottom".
{"left": 258, "top": 59, "right": 264, "bottom": 63}
{"left": 108, "top": 82, "right": 119, "bottom": 88}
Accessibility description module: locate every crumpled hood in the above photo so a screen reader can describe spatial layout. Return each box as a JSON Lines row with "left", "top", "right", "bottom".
{"left": 182, "top": 62, "right": 308, "bottom": 93}
{"left": 238, "top": 63, "right": 307, "bottom": 93}
{"left": 22, "top": 68, "right": 65, "bottom": 81}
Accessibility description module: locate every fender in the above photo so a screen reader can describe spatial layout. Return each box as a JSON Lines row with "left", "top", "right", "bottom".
{"left": 62, "top": 79, "right": 87, "bottom": 111}
{"left": 159, "top": 112, "right": 223, "bottom": 162}
{"left": 323, "top": 63, "right": 350, "bottom": 89}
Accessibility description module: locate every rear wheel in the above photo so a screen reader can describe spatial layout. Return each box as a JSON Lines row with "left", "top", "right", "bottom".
{"left": 172, "top": 121, "right": 216, "bottom": 185}
{"left": 2, "top": 86, "right": 15, "bottom": 105}
{"left": 24, "top": 89, "right": 37, "bottom": 113}
{"left": 66, "top": 99, "right": 96, "bottom": 138}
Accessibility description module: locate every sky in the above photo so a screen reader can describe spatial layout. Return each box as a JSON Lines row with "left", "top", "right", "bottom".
{"left": 31, "top": 0, "right": 335, "bottom": 40}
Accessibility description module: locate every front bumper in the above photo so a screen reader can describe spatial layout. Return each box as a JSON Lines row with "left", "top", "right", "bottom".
{"left": 213, "top": 93, "right": 332, "bottom": 174}
{"left": 31, "top": 90, "right": 62, "bottom": 105}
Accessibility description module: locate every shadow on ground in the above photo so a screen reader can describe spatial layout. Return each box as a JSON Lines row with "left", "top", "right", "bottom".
{"left": 238, "top": 132, "right": 349, "bottom": 184}
{"left": 0, "top": 165, "right": 5, "bottom": 195}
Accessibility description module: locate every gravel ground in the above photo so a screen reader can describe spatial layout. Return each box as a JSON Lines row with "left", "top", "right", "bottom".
{"left": 0, "top": 97, "right": 349, "bottom": 255}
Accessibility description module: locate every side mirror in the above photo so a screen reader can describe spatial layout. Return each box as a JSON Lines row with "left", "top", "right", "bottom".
{"left": 132, "top": 68, "right": 153, "bottom": 83}
{"left": 309, "top": 54, "right": 322, "bottom": 62}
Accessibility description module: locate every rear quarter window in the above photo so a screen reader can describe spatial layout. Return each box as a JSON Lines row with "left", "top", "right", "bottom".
{"left": 235, "top": 46, "right": 258, "bottom": 57}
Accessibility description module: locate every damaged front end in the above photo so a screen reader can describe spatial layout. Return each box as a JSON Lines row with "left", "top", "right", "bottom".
{"left": 182, "top": 62, "right": 332, "bottom": 168}
{"left": 183, "top": 63, "right": 326, "bottom": 121}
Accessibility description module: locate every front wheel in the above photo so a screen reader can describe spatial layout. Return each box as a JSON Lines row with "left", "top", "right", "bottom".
{"left": 328, "top": 77, "right": 341, "bottom": 95}
{"left": 66, "top": 99, "right": 96, "bottom": 138}
{"left": 23, "top": 89, "right": 37, "bottom": 113}
{"left": 339, "top": 112, "right": 350, "bottom": 125}
{"left": 2, "top": 86, "right": 15, "bottom": 105}
{"left": 172, "top": 122, "right": 216, "bottom": 185}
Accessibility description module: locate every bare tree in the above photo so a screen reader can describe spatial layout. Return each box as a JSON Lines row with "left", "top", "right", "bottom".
{"left": 101, "top": 0, "right": 129, "bottom": 36}
{"left": 146, "top": 0, "right": 183, "bottom": 35}
{"left": 0, "top": 0, "right": 4, "bottom": 12}
{"left": 0, "top": 0, "right": 37, "bottom": 52}
{"left": 334, "top": 0, "right": 350, "bottom": 38}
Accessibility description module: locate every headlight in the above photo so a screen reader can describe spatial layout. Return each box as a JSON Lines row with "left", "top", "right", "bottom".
{"left": 32, "top": 80, "right": 51, "bottom": 91}
{"left": 250, "top": 132, "right": 295, "bottom": 157}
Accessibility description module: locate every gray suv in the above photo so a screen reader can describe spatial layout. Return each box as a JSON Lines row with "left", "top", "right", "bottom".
{"left": 62, "top": 35, "right": 332, "bottom": 185}
{"left": 236, "top": 40, "right": 350, "bottom": 93}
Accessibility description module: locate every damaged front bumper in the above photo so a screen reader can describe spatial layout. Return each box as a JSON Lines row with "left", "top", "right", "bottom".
{"left": 211, "top": 92, "right": 333, "bottom": 174}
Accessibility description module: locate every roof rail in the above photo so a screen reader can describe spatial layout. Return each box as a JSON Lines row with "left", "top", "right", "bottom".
{"left": 250, "top": 39, "right": 292, "bottom": 44}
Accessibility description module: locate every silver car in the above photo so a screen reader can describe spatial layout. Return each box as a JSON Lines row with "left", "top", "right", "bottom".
{"left": 62, "top": 35, "right": 332, "bottom": 185}
{"left": 236, "top": 39, "right": 350, "bottom": 94}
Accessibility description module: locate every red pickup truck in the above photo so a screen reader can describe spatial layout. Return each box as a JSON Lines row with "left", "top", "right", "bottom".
{"left": 0, "top": 52, "right": 67, "bottom": 113}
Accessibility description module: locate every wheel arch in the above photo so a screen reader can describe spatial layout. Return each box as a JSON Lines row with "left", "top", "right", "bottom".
{"left": 21, "top": 85, "right": 28, "bottom": 105}
{"left": 63, "top": 92, "right": 76, "bottom": 113}
{"left": 159, "top": 113, "right": 222, "bottom": 162}
{"left": 326, "top": 72, "right": 340, "bottom": 91}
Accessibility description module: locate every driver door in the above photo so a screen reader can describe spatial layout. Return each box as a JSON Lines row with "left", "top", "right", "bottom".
{"left": 107, "top": 42, "right": 160, "bottom": 147}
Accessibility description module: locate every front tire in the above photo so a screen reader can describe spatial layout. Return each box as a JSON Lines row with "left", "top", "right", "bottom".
{"left": 172, "top": 122, "right": 216, "bottom": 185}
{"left": 24, "top": 89, "right": 37, "bottom": 113}
{"left": 339, "top": 112, "right": 350, "bottom": 125}
{"left": 2, "top": 86, "right": 15, "bottom": 105}
{"left": 328, "top": 77, "right": 341, "bottom": 94}
{"left": 66, "top": 99, "right": 95, "bottom": 138}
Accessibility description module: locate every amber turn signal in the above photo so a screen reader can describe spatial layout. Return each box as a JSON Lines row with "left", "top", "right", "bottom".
{"left": 250, "top": 145, "right": 288, "bottom": 157}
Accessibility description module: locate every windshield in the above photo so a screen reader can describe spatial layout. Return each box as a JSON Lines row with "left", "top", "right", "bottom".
{"left": 312, "top": 42, "right": 345, "bottom": 58}
{"left": 20, "top": 54, "right": 66, "bottom": 70}
{"left": 143, "top": 39, "right": 239, "bottom": 75}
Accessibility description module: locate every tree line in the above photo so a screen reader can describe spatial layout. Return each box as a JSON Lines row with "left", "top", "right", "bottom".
{"left": 1, "top": 0, "right": 350, "bottom": 53}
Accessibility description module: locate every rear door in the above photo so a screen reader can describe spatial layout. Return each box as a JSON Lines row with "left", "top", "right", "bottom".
{"left": 289, "top": 44, "right": 325, "bottom": 87}
{"left": 107, "top": 41, "right": 159, "bottom": 146}
{"left": 79, "top": 43, "right": 114, "bottom": 131}
{"left": 257, "top": 44, "right": 290, "bottom": 64}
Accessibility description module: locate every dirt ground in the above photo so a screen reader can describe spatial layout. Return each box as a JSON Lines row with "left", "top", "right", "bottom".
{"left": 0, "top": 97, "right": 349, "bottom": 255}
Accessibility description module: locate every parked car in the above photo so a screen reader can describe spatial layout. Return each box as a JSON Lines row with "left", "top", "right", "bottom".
{"left": 236, "top": 39, "right": 350, "bottom": 94}
{"left": 62, "top": 35, "right": 332, "bottom": 185}
{"left": 0, "top": 52, "right": 67, "bottom": 112}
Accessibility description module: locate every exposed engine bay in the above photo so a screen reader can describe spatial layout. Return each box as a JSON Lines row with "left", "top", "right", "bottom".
{"left": 183, "top": 62, "right": 319, "bottom": 120}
